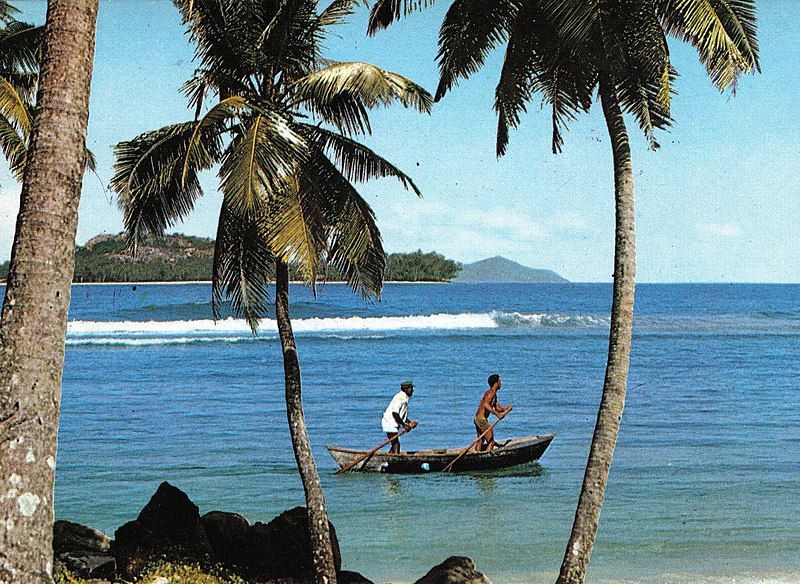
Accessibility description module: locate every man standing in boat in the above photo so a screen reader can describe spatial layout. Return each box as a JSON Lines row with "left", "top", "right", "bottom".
{"left": 474, "top": 374, "right": 511, "bottom": 452}
{"left": 382, "top": 381, "right": 417, "bottom": 454}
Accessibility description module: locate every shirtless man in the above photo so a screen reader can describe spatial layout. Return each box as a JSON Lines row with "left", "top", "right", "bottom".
{"left": 473, "top": 374, "right": 511, "bottom": 452}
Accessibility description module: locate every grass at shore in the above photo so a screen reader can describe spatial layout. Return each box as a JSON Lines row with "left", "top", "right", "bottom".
{"left": 55, "top": 560, "right": 246, "bottom": 584}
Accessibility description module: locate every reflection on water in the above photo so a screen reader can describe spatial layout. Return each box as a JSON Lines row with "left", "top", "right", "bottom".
{"left": 384, "top": 478, "right": 403, "bottom": 496}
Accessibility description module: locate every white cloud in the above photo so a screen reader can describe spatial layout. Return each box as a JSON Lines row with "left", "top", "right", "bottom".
{"left": 550, "top": 211, "right": 591, "bottom": 232}
{"left": 0, "top": 185, "right": 21, "bottom": 261}
{"left": 696, "top": 221, "right": 743, "bottom": 239}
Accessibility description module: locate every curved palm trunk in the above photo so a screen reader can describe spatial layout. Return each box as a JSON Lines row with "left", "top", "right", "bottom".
{"left": 275, "top": 261, "right": 338, "bottom": 584}
{"left": 556, "top": 75, "right": 636, "bottom": 584}
{"left": 0, "top": 1, "right": 98, "bottom": 581}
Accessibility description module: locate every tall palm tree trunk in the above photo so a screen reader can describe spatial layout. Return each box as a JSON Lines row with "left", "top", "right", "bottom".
{"left": 557, "top": 73, "right": 636, "bottom": 584}
{"left": 275, "top": 261, "right": 337, "bottom": 584}
{"left": 0, "top": 1, "right": 98, "bottom": 581}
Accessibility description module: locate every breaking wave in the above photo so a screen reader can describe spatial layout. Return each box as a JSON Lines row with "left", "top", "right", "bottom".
{"left": 65, "top": 311, "right": 608, "bottom": 346}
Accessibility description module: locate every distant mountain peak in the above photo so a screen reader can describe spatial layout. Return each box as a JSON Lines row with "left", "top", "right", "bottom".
{"left": 453, "top": 256, "right": 568, "bottom": 283}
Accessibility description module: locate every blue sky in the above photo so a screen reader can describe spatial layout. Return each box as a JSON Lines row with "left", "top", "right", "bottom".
{"left": 1, "top": 1, "right": 798, "bottom": 282}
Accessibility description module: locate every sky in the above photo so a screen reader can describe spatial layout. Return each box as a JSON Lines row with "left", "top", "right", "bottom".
{"left": 1, "top": 1, "right": 798, "bottom": 282}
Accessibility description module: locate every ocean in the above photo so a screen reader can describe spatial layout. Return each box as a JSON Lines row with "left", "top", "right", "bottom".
{"left": 20, "top": 282, "right": 800, "bottom": 582}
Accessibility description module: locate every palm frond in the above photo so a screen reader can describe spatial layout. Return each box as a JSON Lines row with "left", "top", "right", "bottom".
{"left": 318, "top": 0, "right": 364, "bottom": 28}
{"left": 295, "top": 62, "right": 433, "bottom": 122}
{"left": 182, "top": 95, "right": 246, "bottom": 185}
{"left": 494, "top": 1, "right": 595, "bottom": 155}
{"left": 173, "top": 0, "right": 257, "bottom": 98}
{"left": 267, "top": 176, "right": 328, "bottom": 288}
{"left": 300, "top": 124, "right": 421, "bottom": 195}
{"left": 85, "top": 146, "right": 97, "bottom": 173}
{"left": 0, "top": 1, "right": 18, "bottom": 22}
{"left": 657, "top": 0, "right": 759, "bottom": 90}
{"left": 303, "top": 152, "right": 385, "bottom": 297}
{"left": 0, "top": 115, "right": 25, "bottom": 180}
{"left": 538, "top": 0, "right": 601, "bottom": 47}
{"left": 0, "top": 22, "right": 43, "bottom": 77}
{"left": 111, "top": 121, "right": 224, "bottom": 247}
{"left": 181, "top": 71, "right": 211, "bottom": 119}
{"left": 218, "top": 110, "right": 308, "bottom": 217}
{"left": 608, "top": 2, "right": 674, "bottom": 148}
{"left": 212, "top": 199, "right": 275, "bottom": 331}
{"left": 435, "top": 0, "right": 517, "bottom": 101}
{"left": 0, "top": 74, "right": 31, "bottom": 135}
{"left": 367, "top": 0, "right": 437, "bottom": 35}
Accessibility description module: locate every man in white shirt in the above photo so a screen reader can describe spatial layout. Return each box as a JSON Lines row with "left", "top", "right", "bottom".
{"left": 381, "top": 381, "right": 417, "bottom": 453}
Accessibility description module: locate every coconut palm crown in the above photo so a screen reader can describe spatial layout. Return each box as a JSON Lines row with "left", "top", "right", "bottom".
{"left": 369, "top": 0, "right": 759, "bottom": 154}
{"left": 111, "top": 0, "right": 432, "bottom": 328}
{"left": 0, "top": 2, "right": 43, "bottom": 181}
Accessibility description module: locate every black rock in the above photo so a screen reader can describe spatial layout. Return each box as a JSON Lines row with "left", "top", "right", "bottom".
{"left": 201, "top": 510, "right": 250, "bottom": 567}
{"left": 112, "top": 520, "right": 153, "bottom": 581}
{"left": 239, "top": 506, "right": 342, "bottom": 581}
{"left": 339, "top": 570, "right": 376, "bottom": 584}
{"left": 136, "top": 481, "right": 211, "bottom": 556}
{"left": 53, "top": 520, "right": 111, "bottom": 555}
{"left": 55, "top": 553, "right": 115, "bottom": 580}
{"left": 413, "top": 556, "right": 492, "bottom": 584}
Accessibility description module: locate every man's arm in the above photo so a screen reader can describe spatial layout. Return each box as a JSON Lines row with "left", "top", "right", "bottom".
{"left": 480, "top": 392, "right": 503, "bottom": 417}
{"left": 392, "top": 412, "right": 416, "bottom": 430}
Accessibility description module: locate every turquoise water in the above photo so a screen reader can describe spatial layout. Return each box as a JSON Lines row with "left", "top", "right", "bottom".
{"left": 42, "top": 283, "right": 800, "bottom": 582}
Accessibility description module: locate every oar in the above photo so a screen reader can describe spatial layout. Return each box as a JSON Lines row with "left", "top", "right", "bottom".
{"left": 442, "top": 407, "right": 513, "bottom": 472}
{"left": 335, "top": 421, "right": 418, "bottom": 475}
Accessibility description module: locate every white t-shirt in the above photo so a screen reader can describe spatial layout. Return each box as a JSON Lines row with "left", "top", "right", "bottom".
{"left": 381, "top": 391, "right": 409, "bottom": 433}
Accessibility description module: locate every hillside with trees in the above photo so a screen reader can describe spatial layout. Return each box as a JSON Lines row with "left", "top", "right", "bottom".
{"left": 0, "top": 235, "right": 463, "bottom": 283}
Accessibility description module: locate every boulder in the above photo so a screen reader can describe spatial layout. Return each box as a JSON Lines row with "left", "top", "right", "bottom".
{"left": 136, "top": 481, "right": 211, "bottom": 556}
{"left": 112, "top": 520, "right": 153, "bottom": 581}
{"left": 239, "top": 506, "right": 341, "bottom": 581}
{"left": 201, "top": 510, "right": 250, "bottom": 567}
{"left": 53, "top": 520, "right": 111, "bottom": 555}
{"left": 54, "top": 553, "right": 115, "bottom": 580}
{"left": 338, "top": 570, "right": 376, "bottom": 584}
{"left": 413, "top": 557, "right": 492, "bottom": 584}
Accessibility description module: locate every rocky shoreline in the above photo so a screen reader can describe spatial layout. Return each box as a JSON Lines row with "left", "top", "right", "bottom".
{"left": 54, "top": 482, "right": 491, "bottom": 584}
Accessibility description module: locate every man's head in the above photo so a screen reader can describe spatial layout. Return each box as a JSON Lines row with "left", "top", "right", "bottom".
{"left": 400, "top": 380, "right": 414, "bottom": 396}
{"left": 488, "top": 374, "right": 501, "bottom": 390}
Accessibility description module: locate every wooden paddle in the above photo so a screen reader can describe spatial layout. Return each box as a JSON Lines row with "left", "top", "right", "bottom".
{"left": 442, "top": 407, "right": 513, "bottom": 472}
{"left": 335, "top": 421, "right": 418, "bottom": 474}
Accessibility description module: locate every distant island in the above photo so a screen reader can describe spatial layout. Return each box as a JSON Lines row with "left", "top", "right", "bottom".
{"left": 0, "top": 234, "right": 567, "bottom": 284}
{"left": 454, "top": 256, "right": 568, "bottom": 283}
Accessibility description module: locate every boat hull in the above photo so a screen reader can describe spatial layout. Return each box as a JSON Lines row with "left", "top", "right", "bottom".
{"left": 326, "top": 434, "right": 555, "bottom": 474}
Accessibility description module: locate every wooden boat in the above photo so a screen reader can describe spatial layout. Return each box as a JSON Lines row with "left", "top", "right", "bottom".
{"left": 326, "top": 433, "right": 555, "bottom": 474}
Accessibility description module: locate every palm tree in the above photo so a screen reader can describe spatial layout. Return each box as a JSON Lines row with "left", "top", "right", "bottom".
{"left": 0, "top": 0, "right": 98, "bottom": 580}
{"left": 367, "top": 1, "right": 758, "bottom": 582}
{"left": 0, "top": 2, "right": 42, "bottom": 182}
{"left": 110, "top": 1, "right": 431, "bottom": 581}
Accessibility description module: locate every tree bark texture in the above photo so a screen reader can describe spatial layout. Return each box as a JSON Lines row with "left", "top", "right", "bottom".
{"left": 275, "top": 261, "right": 338, "bottom": 584}
{"left": 556, "top": 75, "right": 636, "bottom": 584}
{"left": 0, "top": 1, "right": 98, "bottom": 582}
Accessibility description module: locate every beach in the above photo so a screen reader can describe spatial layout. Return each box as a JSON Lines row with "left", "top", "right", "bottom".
{"left": 52, "top": 282, "right": 799, "bottom": 583}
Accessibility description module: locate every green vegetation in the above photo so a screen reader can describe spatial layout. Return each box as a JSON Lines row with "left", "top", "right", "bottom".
{"left": 1, "top": 235, "right": 462, "bottom": 283}
{"left": 55, "top": 560, "right": 245, "bottom": 584}
{"left": 385, "top": 250, "right": 461, "bottom": 282}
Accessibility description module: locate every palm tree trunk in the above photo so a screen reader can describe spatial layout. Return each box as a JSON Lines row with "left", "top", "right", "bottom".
{"left": 0, "top": 1, "right": 98, "bottom": 581}
{"left": 556, "top": 73, "right": 636, "bottom": 584}
{"left": 275, "top": 261, "right": 338, "bottom": 584}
